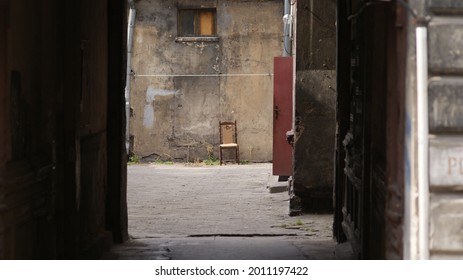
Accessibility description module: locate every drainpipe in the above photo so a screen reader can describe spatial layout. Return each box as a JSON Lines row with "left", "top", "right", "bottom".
{"left": 416, "top": 22, "right": 429, "bottom": 260}
{"left": 125, "top": 0, "right": 136, "bottom": 154}
{"left": 283, "top": 0, "right": 292, "bottom": 56}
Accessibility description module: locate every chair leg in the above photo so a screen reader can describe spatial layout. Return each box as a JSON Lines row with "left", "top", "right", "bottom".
{"left": 219, "top": 148, "right": 223, "bottom": 165}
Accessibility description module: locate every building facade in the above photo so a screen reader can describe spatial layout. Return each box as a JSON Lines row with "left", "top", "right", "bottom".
{"left": 128, "top": 0, "right": 283, "bottom": 162}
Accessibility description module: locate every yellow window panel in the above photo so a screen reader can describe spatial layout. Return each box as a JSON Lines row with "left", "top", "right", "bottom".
{"left": 199, "top": 11, "right": 214, "bottom": 36}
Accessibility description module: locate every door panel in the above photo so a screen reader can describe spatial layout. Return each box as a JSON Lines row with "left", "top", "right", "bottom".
{"left": 0, "top": 1, "right": 7, "bottom": 164}
{"left": 273, "top": 57, "right": 293, "bottom": 176}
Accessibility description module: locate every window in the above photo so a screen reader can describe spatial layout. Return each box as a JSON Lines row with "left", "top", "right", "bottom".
{"left": 178, "top": 9, "right": 216, "bottom": 37}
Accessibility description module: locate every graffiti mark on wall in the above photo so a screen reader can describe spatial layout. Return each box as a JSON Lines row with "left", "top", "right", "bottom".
{"left": 143, "top": 86, "right": 176, "bottom": 129}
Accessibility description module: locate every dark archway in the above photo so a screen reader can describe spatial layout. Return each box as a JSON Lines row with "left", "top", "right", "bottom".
{"left": 0, "top": 0, "right": 128, "bottom": 259}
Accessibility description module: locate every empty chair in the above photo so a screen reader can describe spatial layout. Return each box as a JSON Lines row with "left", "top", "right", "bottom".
{"left": 219, "top": 120, "right": 239, "bottom": 165}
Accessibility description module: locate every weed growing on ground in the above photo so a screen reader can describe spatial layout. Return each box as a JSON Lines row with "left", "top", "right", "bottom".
{"left": 203, "top": 143, "right": 219, "bottom": 165}
{"left": 203, "top": 158, "right": 219, "bottom": 165}
{"left": 191, "top": 158, "right": 203, "bottom": 167}
{"left": 128, "top": 154, "right": 141, "bottom": 165}
{"left": 248, "top": 145, "right": 254, "bottom": 162}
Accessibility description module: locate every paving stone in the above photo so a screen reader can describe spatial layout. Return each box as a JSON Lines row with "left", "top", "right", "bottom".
{"left": 104, "top": 163, "right": 342, "bottom": 259}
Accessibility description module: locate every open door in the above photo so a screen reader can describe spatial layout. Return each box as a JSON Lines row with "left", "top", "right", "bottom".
{"left": 272, "top": 57, "right": 293, "bottom": 176}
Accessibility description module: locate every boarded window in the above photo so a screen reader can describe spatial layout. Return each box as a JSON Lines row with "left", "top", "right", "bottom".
{"left": 178, "top": 9, "right": 216, "bottom": 37}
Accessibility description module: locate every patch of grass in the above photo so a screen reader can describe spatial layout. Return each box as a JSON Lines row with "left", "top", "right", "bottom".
{"left": 240, "top": 160, "right": 250, "bottom": 165}
{"left": 295, "top": 219, "right": 304, "bottom": 226}
{"left": 204, "top": 144, "right": 219, "bottom": 165}
{"left": 203, "top": 158, "right": 219, "bottom": 166}
{"left": 201, "top": 144, "right": 219, "bottom": 166}
{"left": 128, "top": 154, "right": 141, "bottom": 165}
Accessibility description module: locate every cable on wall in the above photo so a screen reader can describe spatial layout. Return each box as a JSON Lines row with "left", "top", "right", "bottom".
{"left": 134, "top": 73, "right": 274, "bottom": 78}
{"left": 347, "top": 0, "right": 420, "bottom": 21}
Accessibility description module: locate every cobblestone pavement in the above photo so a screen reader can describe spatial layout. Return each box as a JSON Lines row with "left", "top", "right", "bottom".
{"left": 104, "top": 163, "right": 352, "bottom": 260}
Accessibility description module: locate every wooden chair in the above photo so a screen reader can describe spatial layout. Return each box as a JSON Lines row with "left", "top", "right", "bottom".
{"left": 219, "top": 120, "right": 239, "bottom": 165}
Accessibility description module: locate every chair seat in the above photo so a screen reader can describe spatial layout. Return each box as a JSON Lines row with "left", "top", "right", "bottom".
{"left": 220, "top": 143, "right": 238, "bottom": 148}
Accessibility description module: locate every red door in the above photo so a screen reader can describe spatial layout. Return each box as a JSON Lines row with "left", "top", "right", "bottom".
{"left": 273, "top": 57, "right": 293, "bottom": 176}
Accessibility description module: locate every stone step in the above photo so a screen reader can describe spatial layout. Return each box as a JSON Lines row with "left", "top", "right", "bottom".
{"left": 267, "top": 182, "right": 289, "bottom": 193}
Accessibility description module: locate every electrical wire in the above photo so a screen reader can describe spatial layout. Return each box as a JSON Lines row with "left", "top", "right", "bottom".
{"left": 396, "top": 0, "right": 418, "bottom": 19}
{"left": 307, "top": 7, "right": 336, "bottom": 32}
{"left": 347, "top": 0, "right": 419, "bottom": 21}
{"left": 347, "top": 0, "right": 390, "bottom": 21}
{"left": 134, "top": 73, "right": 273, "bottom": 77}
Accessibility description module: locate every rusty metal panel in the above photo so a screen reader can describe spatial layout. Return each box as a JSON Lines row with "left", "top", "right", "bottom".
{"left": 273, "top": 57, "right": 293, "bottom": 176}
{"left": 429, "top": 136, "right": 463, "bottom": 188}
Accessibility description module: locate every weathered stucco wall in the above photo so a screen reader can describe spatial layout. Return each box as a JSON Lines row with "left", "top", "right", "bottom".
{"left": 292, "top": 0, "right": 336, "bottom": 211}
{"left": 130, "top": 0, "right": 282, "bottom": 162}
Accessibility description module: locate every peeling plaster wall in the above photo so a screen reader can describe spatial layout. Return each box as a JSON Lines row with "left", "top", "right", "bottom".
{"left": 130, "top": 0, "right": 282, "bottom": 162}
{"left": 294, "top": 70, "right": 336, "bottom": 189}
{"left": 293, "top": 0, "right": 336, "bottom": 211}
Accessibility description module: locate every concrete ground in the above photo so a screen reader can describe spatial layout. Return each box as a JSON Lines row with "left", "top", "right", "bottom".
{"left": 104, "top": 163, "right": 353, "bottom": 260}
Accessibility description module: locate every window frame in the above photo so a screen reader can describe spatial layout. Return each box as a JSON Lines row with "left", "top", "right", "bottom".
{"left": 176, "top": 8, "right": 218, "bottom": 41}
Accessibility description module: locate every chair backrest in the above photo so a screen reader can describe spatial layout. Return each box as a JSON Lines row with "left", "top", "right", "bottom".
{"left": 219, "top": 121, "right": 237, "bottom": 144}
